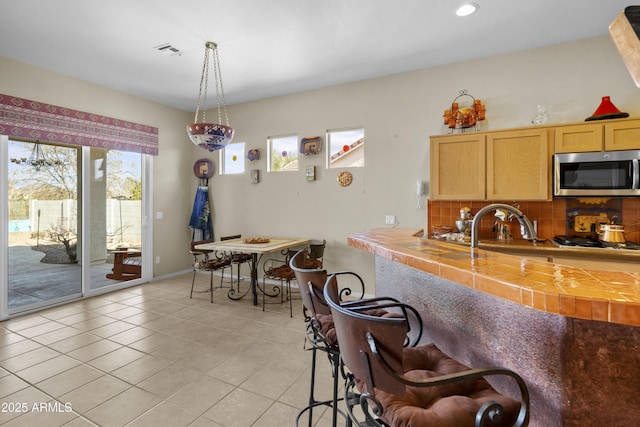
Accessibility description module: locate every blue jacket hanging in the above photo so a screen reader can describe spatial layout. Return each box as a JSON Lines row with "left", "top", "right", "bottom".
{"left": 189, "top": 185, "right": 213, "bottom": 240}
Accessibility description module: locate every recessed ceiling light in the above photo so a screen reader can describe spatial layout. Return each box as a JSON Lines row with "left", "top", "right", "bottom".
{"left": 455, "top": 2, "right": 479, "bottom": 17}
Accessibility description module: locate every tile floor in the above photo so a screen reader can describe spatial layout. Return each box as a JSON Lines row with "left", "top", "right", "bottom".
{"left": 0, "top": 273, "right": 340, "bottom": 426}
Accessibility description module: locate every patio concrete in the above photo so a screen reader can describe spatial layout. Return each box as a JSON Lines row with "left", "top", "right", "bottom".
{"left": 8, "top": 241, "right": 126, "bottom": 310}
{"left": 8, "top": 244, "right": 48, "bottom": 274}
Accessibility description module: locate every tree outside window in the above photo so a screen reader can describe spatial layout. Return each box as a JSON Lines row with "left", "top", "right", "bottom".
{"left": 268, "top": 134, "right": 298, "bottom": 172}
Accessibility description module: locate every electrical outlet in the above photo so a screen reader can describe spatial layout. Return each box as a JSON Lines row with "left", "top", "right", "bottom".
{"left": 155, "top": 256, "right": 161, "bottom": 264}
{"left": 385, "top": 215, "right": 397, "bottom": 225}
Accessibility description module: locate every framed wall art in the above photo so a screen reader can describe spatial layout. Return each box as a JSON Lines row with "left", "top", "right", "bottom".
{"left": 250, "top": 169, "right": 260, "bottom": 184}
{"left": 300, "top": 136, "right": 322, "bottom": 155}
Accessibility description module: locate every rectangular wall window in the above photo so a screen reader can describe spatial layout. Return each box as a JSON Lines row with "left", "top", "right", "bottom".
{"left": 327, "top": 127, "right": 365, "bottom": 168}
{"left": 268, "top": 135, "right": 298, "bottom": 172}
{"left": 222, "top": 142, "right": 246, "bottom": 175}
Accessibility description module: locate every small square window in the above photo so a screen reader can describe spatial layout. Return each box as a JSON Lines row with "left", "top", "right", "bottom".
{"left": 221, "top": 142, "right": 245, "bottom": 175}
{"left": 327, "top": 127, "right": 364, "bottom": 168}
{"left": 268, "top": 134, "right": 298, "bottom": 172}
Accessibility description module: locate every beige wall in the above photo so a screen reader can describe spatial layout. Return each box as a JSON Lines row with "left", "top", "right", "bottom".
{"left": 210, "top": 35, "right": 640, "bottom": 286}
{"left": 3, "top": 34, "right": 640, "bottom": 289}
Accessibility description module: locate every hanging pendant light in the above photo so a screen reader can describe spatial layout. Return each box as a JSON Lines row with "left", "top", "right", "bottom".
{"left": 10, "top": 140, "right": 62, "bottom": 171}
{"left": 187, "top": 41, "right": 234, "bottom": 152}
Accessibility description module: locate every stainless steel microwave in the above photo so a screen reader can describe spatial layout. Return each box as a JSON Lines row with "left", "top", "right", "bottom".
{"left": 553, "top": 150, "right": 640, "bottom": 196}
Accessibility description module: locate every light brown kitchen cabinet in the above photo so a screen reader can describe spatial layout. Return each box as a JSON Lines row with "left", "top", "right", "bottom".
{"left": 487, "top": 128, "right": 551, "bottom": 200}
{"left": 554, "top": 118, "right": 640, "bottom": 152}
{"left": 429, "top": 117, "right": 640, "bottom": 202}
{"left": 430, "top": 133, "right": 486, "bottom": 200}
{"left": 554, "top": 123, "right": 603, "bottom": 153}
{"left": 605, "top": 119, "right": 640, "bottom": 150}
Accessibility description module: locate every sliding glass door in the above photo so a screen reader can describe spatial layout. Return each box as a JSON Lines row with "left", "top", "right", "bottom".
{"left": 88, "top": 148, "right": 144, "bottom": 291}
{"left": 7, "top": 140, "right": 82, "bottom": 310}
{"left": 2, "top": 136, "right": 148, "bottom": 317}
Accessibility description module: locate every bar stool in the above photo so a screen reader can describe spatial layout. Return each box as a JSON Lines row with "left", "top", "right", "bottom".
{"left": 289, "top": 250, "right": 365, "bottom": 427}
{"left": 324, "top": 273, "right": 531, "bottom": 427}
{"left": 290, "top": 250, "right": 407, "bottom": 426}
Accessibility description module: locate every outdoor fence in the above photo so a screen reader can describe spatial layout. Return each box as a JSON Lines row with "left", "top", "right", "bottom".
{"left": 8, "top": 199, "right": 142, "bottom": 245}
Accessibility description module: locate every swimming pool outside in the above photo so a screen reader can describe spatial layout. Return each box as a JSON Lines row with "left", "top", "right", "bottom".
{"left": 8, "top": 219, "right": 30, "bottom": 233}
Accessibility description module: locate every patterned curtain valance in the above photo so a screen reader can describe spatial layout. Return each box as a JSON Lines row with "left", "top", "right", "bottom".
{"left": 0, "top": 94, "right": 158, "bottom": 155}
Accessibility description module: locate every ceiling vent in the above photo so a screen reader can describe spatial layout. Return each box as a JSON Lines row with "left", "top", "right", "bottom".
{"left": 154, "top": 43, "right": 183, "bottom": 56}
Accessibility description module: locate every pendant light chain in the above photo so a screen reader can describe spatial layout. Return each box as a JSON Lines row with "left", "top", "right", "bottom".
{"left": 187, "top": 41, "right": 234, "bottom": 152}
{"left": 194, "top": 44, "right": 211, "bottom": 124}
{"left": 193, "top": 42, "right": 230, "bottom": 126}
{"left": 212, "top": 46, "right": 230, "bottom": 126}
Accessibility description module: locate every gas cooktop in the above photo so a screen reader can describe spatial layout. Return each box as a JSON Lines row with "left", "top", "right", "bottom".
{"left": 553, "top": 235, "right": 640, "bottom": 250}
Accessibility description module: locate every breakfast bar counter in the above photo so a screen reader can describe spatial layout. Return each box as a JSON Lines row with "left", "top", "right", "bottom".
{"left": 349, "top": 228, "right": 640, "bottom": 326}
{"left": 349, "top": 228, "right": 640, "bottom": 427}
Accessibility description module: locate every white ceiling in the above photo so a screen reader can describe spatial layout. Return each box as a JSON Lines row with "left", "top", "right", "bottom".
{"left": 0, "top": 0, "right": 633, "bottom": 112}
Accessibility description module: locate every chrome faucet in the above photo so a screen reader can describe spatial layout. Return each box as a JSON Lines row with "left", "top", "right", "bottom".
{"left": 470, "top": 203, "right": 538, "bottom": 248}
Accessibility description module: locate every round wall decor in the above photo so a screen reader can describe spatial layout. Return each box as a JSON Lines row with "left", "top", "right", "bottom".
{"left": 193, "top": 158, "right": 214, "bottom": 178}
{"left": 337, "top": 171, "right": 353, "bottom": 187}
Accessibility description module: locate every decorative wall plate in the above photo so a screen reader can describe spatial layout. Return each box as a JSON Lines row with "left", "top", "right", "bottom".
{"left": 300, "top": 136, "right": 322, "bottom": 155}
{"left": 337, "top": 171, "right": 353, "bottom": 187}
{"left": 193, "top": 158, "right": 214, "bottom": 178}
{"left": 247, "top": 149, "right": 260, "bottom": 161}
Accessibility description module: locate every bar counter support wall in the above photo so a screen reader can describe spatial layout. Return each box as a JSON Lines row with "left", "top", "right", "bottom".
{"left": 375, "top": 256, "right": 640, "bottom": 427}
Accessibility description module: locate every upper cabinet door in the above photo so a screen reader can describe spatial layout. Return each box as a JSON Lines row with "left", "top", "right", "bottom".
{"left": 487, "top": 128, "right": 551, "bottom": 201}
{"left": 554, "top": 123, "right": 603, "bottom": 153}
{"left": 605, "top": 119, "right": 640, "bottom": 151}
{"left": 430, "top": 134, "right": 486, "bottom": 200}
{"left": 555, "top": 118, "right": 640, "bottom": 152}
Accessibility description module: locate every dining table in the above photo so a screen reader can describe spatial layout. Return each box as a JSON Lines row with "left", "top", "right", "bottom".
{"left": 195, "top": 237, "right": 311, "bottom": 305}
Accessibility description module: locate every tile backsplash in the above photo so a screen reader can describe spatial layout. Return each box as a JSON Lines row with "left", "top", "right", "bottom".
{"left": 428, "top": 198, "right": 640, "bottom": 242}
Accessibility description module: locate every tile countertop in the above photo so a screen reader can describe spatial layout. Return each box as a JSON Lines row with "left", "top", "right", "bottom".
{"left": 444, "top": 234, "right": 640, "bottom": 261}
{"left": 348, "top": 228, "right": 640, "bottom": 327}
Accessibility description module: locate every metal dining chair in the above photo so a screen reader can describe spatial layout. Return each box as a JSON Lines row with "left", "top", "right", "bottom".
{"left": 189, "top": 239, "right": 232, "bottom": 303}
{"left": 220, "top": 235, "right": 253, "bottom": 297}
{"left": 307, "top": 239, "right": 326, "bottom": 268}
{"left": 262, "top": 249, "right": 298, "bottom": 316}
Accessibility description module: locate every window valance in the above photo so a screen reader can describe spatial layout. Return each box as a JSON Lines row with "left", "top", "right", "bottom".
{"left": 0, "top": 94, "right": 158, "bottom": 155}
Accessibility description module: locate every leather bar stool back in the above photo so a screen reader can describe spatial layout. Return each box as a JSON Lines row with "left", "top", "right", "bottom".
{"left": 324, "top": 273, "right": 530, "bottom": 427}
